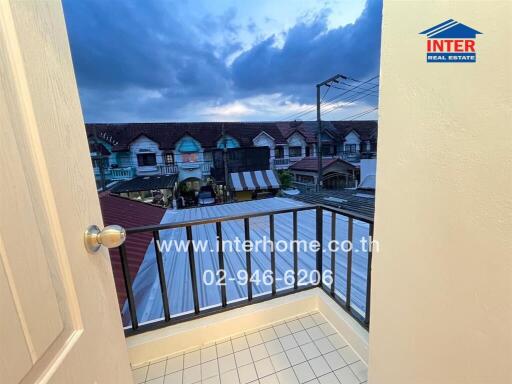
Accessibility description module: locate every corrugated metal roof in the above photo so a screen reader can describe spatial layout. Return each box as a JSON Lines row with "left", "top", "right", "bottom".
{"left": 122, "top": 198, "right": 372, "bottom": 326}
{"left": 290, "top": 189, "right": 375, "bottom": 217}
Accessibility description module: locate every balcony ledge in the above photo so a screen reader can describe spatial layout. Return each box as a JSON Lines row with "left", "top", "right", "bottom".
{"left": 126, "top": 288, "right": 368, "bottom": 368}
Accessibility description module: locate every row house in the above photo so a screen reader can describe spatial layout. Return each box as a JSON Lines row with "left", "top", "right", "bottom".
{"left": 86, "top": 121, "right": 377, "bottom": 189}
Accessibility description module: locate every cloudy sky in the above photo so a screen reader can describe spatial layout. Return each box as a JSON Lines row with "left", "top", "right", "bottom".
{"left": 63, "top": 0, "right": 382, "bottom": 123}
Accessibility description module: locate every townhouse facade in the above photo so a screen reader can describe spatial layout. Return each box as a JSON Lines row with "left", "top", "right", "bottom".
{"left": 86, "top": 120, "right": 377, "bottom": 190}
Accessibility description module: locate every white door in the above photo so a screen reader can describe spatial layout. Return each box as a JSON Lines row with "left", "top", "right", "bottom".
{"left": 0, "top": 1, "right": 132, "bottom": 383}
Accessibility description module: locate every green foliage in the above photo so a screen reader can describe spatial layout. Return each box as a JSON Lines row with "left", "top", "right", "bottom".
{"left": 277, "top": 170, "right": 293, "bottom": 189}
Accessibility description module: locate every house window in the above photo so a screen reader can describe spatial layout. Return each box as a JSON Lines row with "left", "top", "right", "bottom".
{"left": 345, "top": 144, "right": 357, "bottom": 153}
{"left": 305, "top": 146, "right": 311, "bottom": 157}
{"left": 137, "top": 153, "right": 157, "bottom": 166}
{"left": 321, "top": 144, "right": 335, "bottom": 156}
{"left": 275, "top": 147, "right": 284, "bottom": 159}
{"left": 164, "top": 152, "right": 174, "bottom": 164}
{"left": 289, "top": 146, "right": 302, "bottom": 158}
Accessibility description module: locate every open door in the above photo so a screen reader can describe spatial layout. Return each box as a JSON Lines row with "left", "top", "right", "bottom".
{"left": 0, "top": 1, "right": 132, "bottom": 382}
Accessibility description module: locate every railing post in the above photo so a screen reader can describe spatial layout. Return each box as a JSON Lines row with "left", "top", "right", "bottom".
{"left": 153, "top": 231, "right": 171, "bottom": 321}
{"left": 118, "top": 244, "right": 138, "bottom": 330}
{"left": 293, "top": 211, "right": 298, "bottom": 290}
{"left": 364, "top": 223, "right": 374, "bottom": 327}
{"left": 186, "top": 226, "right": 200, "bottom": 314}
{"left": 330, "top": 212, "right": 336, "bottom": 296}
{"left": 216, "top": 222, "right": 227, "bottom": 307}
{"left": 346, "top": 218, "right": 353, "bottom": 309}
{"left": 316, "top": 206, "right": 323, "bottom": 287}
{"left": 269, "top": 214, "right": 276, "bottom": 295}
{"left": 244, "top": 218, "right": 253, "bottom": 301}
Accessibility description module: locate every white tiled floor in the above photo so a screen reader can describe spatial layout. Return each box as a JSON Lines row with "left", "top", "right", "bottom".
{"left": 132, "top": 311, "right": 367, "bottom": 384}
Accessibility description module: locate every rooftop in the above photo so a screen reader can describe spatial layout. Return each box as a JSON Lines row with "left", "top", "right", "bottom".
{"left": 99, "top": 193, "right": 166, "bottom": 307}
{"left": 110, "top": 175, "right": 178, "bottom": 194}
{"left": 85, "top": 121, "right": 378, "bottom": 151}
{"left": 289, "top": 158, "right": 356, "bottom": 172}
{"left": 289, "top": 190, "right": 374, "bottom": 218}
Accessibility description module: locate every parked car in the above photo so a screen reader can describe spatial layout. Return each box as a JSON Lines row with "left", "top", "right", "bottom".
{"left": 198, "top": 186, "right": 215, "bottom": 206}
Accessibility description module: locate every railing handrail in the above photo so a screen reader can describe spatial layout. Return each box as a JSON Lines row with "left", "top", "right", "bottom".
{"left": 118, "top": 203, "right": 374, "bottom": 335}
{"left": 126, "top": 205, "right": 314, "bottom": 234}
{"left": 125, "top": 204, "right": 372, "bottom": 234}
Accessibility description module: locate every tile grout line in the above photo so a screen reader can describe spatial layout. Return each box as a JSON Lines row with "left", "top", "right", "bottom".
{"left": 135, "top": 311, "right": 364, "bottom": 384}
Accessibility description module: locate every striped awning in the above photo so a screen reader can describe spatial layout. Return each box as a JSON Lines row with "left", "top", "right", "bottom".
{"left": 229, "top": 170, "right": 281, "bottom": 192}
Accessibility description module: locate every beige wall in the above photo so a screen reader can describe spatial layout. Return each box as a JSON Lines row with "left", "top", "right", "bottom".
{"left": 370, "top": 1, "right": 512, "bottom": 384}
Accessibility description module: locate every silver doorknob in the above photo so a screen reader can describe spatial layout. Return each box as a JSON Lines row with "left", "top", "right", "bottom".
{"left": 84, "top": 225, "right": 126, "bottom": 253}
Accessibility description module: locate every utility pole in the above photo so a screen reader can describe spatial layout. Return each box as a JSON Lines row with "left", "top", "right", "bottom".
{"left": 221, "top": 123, "right": 229, "bottom": 202}
{"left": 316, "top": 74, "right": 346, "bottom": 191}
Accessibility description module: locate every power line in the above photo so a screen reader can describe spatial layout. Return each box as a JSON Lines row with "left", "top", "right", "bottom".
{"left": 278, "top": 82, "right": 332, "bottom": 122}
{"left": 330, "top": 84, "right": 379, "bottom": 96}
{"left": 340, "top": 107, "right": 378, "bottom": 121}
{"left": 283, "top": 75, "right": 379, "bottom": 121}
{"left": 321, "top": 84, "right": 379, "bottom": 117}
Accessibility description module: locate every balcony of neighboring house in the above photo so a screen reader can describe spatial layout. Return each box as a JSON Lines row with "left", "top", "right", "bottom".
{"left": 92, "top": 156, "right": 136, "bottom": 183}
{"left": 273, "top": 146, "right": 307, "bottom": 170}
{"left": 158, "top": 164, "right": 179, "bottom": 175}
{"left": 288, "top": 146, "right": 306, "bottom": 165}
{"left": 338, "top": 151, "right": 361, "bottom": 163}
{"left": 107, "top": 197, "right": 372, "bottom": 384}
{"left": 202, "top": 160, "right": 213, "bottom": 175}
{"left": 273, "top": 157, "right": 290, "bottom": 169}
{"left": 110, "top": 166, "right": 137, "bottom": 180}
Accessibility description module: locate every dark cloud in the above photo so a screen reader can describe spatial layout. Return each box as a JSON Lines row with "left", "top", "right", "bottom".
{"left": 63, "top": 0, "right": 382, "bottom": 122}
{"left": 231, "top": 0, "right": 382, "bottom": 101}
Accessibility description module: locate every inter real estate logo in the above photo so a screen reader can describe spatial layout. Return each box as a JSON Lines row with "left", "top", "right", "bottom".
{"left": 420, "top": 19, "right": 482, "bottom": 63}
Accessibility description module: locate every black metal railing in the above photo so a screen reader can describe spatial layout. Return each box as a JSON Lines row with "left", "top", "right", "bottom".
{"left": 119, "top": 204, "right": 374, "bottom": 336}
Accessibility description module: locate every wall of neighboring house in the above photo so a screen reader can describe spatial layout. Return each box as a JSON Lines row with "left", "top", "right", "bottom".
{"left": 370, "top": 2, "right": 511, "bottom": 384}
{"left": 287, "top": 132, "right": 307, "bottom": 159}
{"left": 342, "top": 131, "right": 361, "bottom": 152}
{"left": 116, "top": 151, "right": 132, "bottom": 168}
{"left": 88, "top": 138, "right": 116, "bottom": 176}
{"left": 174, "top": 135, "right": 205, "bottom": 182}
{"left": 130, "top": 135, "right": 163, "bottom": 175}
{"left": 88, "top": 126, "right": 377, "bottom": 180}
{"left": 253, "top": 132, "right": 276, "bottom": 167}
{"left": 292, "top": 171, "right": 317, "bottom": 184}
{"left": 360, "top": 159, "right": 376, "bottom": 182}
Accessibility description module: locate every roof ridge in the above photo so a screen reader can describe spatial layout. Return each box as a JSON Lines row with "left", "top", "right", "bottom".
{"left": 103, "top": 192, "right": 167, "bottom": 210}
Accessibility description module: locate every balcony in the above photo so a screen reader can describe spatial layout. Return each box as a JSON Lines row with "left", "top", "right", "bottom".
{"left": 93, "top": 166, "right": 135, "bottom": 180}
{"left": 337, "top": 152, "right": 360, "bottom": 163}
{"left": 359, "top": 152, "right": 377, "bottom": 160}
{"left": 202, "top": 161, "right": 213, "bottom": 175}
{"left": 273, "top": 158, "right": 290, "bottom": 169}
{"left": 130, "top": 304, "right": 368, "bottom": 384}
{"left": 159, "top": 164, "right": 179, "bottom": 175}
{"left": 289, "top": 156, "right": 304, "bottom": 163}
{"left": 111, "top": 167, "right": 136, "bottom": 180}
{"left": 111, "top": 199, "right": 373, "bottom": 382}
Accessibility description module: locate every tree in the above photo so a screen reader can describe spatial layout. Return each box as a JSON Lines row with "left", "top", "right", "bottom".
{"left": 278, "top": 170, "right": 293, "bottom": 189}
